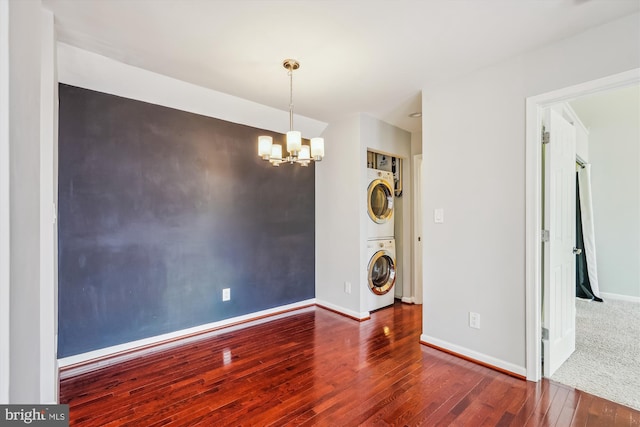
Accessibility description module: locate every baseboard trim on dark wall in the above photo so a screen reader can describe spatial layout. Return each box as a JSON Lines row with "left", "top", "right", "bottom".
{"left": 59, "top": 300, "right": 381, "bottom": 380}
{"left": 59, "top": 300, "right": 316, "bottom": 379}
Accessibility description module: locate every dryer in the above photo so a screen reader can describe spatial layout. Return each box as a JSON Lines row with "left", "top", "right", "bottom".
{"left": 364, "top": 239, "right": 396, "bottom": 312}
{"left": 366, "top": 168, "right": 394, "bottom": 239}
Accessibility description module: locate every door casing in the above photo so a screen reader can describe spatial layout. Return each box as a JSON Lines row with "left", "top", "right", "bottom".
{"left": 410, "top": 154, "right": 423, "bottom": 305}
{"left": 0, "top": 0, "right": 10, "bottom": 404}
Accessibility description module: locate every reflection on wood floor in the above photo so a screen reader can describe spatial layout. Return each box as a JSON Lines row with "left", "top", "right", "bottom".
{"left": 60, "top": 301, "right": 640, "bottom": 426}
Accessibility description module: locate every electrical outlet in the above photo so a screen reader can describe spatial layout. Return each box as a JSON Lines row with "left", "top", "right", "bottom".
{"left": 222, "top": 288, "right": 231, "bottom": 301}
{"left": 344, "top": 281, "right": 352, "bottom": 294}
{"left": 469, "top": 312, "right": 480, "bottom": 329}
{"left": 223, "top": 349, "right": 232, "bottom": 365}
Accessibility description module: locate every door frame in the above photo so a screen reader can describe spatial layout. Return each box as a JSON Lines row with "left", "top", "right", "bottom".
{"left": 0, "top": 0, "right": 10, "bottom": 404}
{"left": 411, "top": 154, "right": 423, "bottom": 305}
{"left": 39, "top": 9, "right": 58, "bottom": 403}
{"left": 524, "top": 68, "right": 640, "bottom": 381}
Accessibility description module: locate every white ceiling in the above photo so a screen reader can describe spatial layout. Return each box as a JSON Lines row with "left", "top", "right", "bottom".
{"left": 42, "top": 0, "right": 640, "bottom": 134}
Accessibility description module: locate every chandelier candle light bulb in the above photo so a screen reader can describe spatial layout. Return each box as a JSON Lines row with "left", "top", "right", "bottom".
{"left": 299, "top": 145, "right": 311, "bottom": 160}
{"left": 258, "top": 136, "right": 273, "bottom": 159}
{"left": 298, "top": 145, "right": 311, "bottom": 166}
{"left": 270, "top": 144, "right": 283, "bottom": 166}
{"left": 311, "top": 137, "right": 325, "bottom": 160}
{"left": 286, "top": 131, "right": 302, "bottom": 154}
{"left": 258, "top": 59, "right": 325, "bottom": 166}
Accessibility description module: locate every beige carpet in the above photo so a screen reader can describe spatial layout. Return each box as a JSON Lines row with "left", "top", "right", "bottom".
{"left": 551, "top": 298, "right": 640, "bottom": 411}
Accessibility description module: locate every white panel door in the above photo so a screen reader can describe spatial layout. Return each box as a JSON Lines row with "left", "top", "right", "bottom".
{"left": 543, "top": 107, "right": 577, "bottom": 378}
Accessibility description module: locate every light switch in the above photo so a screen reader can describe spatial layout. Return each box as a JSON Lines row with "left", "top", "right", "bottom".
{"left": 434, "top": 208, "right": 444, "bottom": 223}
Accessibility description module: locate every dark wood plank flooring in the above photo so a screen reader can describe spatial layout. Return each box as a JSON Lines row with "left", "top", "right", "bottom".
{"left": 60, "top": 301, "right": 640, "bottom": 426}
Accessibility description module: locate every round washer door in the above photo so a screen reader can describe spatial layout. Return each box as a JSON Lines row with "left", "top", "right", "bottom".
{"left": 367, "top": 179, "right": 393, "bottom": 224}
{"left": 367, "top": 250, "right": 396, "bottom": 295}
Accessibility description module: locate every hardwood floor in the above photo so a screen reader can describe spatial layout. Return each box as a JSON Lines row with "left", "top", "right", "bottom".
{"left": 60, "top": 301, "right": 640, "bottom": 426}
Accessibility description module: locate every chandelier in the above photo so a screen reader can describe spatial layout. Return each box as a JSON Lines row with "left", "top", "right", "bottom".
{"left": 258, "top": 59, "right": 324, "bottom": 166}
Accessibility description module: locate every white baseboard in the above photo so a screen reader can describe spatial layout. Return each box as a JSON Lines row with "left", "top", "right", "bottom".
{"left": 315, "top": 299, "right": 370, "bottom": 320}
{"left": 420, "top": 334, "right": 526, "bottom": 378}
{"left": 401, "top": 296, "right": 415, "bottom": 304}
{"left": 599, "top": 292, "right": 640, "bottom": 303}
{"left": 59, "top": 299, "right": 316, "bottom": 375}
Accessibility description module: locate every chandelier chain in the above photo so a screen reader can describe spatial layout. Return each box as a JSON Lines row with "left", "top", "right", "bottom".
{"left": 289, "top": 69, "right": 294, "bottom": 131}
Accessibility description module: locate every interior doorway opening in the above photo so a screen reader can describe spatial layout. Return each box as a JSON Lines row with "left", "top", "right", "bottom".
{"left": 524, "top": 68, "right": 640, "bottom": 381}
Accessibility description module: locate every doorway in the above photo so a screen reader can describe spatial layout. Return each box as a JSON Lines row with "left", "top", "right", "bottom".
{"left": 411, "top": 154, "right": 423, "bottom": 305}
{"left": 524, "top": 68, "right": 640, "bottom": 381}
{"left": 543, "top": 86, "right": 640, "bottom": 410}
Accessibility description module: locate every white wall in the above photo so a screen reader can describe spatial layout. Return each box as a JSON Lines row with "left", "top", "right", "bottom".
{"left": 411, "top": 131, "right": 422, "bottom": 157}
{"left": 8, "top": 0, "right": 43, "bottom": 403}
{"left": 421, "top": 12, "right": 640, "bottom": 376}
{"left": 315, "top": 115, "right": 365, "bottom": 317}
{"left": 587, "top": 88, "right": 640, "bottom": 298}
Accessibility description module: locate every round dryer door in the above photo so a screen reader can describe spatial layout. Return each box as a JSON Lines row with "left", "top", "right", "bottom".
{"left": 367, "top": 250, "right": 396, "bottom": 295}
{"left": 367, "top": 179, "right": 393, "bottom": 223}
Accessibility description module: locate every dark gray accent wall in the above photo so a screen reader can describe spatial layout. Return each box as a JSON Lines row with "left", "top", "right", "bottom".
{"left": 57, "top": 84, "right": 315, "bottom": 358}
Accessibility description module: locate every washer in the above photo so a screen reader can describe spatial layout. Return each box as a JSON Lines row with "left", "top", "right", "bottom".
{"left": 366, "top": 168, "right": 394, "bottom": 239}
{"left": 365, "top": 239, "right": 396, "bottom": 312}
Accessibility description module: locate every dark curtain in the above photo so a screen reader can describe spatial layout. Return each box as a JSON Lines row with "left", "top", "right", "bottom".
{"left": 576, "top": 172, "right": 603, "bottom": 302}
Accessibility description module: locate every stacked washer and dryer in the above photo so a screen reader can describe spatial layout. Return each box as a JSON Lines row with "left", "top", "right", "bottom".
{"left": 365, "top": 168, "right": 397, "bottom": 312}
